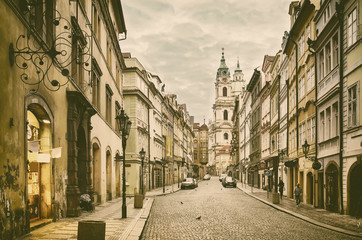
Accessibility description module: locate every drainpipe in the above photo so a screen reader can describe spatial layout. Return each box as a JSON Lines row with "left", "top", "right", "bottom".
{"left": 336, "top": 2, "right": 344, "bottom": 214}
{"left": 291, "top": 38, "right": 299, "bottom": 186}
{"left": 148, "top": 105, "right": 151, "bottom": 191}
{"left": 307, "top": 36, "right": 318, "bottom": 207}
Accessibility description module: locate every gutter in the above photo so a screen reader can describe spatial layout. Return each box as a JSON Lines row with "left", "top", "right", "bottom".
{"left": 336, "top": 2, "right": 344, "bottom": 214}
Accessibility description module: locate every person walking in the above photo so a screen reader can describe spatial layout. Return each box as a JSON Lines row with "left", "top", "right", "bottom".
{"left": 278, "top": 179, "right": 285, "bottom": 199}
{"left": 294, "top": 183, "right": 302, "bottom": 206}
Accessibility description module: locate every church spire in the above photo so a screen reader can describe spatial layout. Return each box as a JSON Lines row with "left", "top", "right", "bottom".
{"left": 217, "top": 48, "right": 230, "bottom": 77}
{"left": 235, "top": 57, "right": 242, "bottom": 73}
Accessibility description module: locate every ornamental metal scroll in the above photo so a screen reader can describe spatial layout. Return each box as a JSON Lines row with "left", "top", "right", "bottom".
{"left": 9, "top": 7, "right": 92, "bottom": 92}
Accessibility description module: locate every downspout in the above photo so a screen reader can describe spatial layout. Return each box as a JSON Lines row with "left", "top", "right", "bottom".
{"left": 336, "top": 2, "right": 344, "bottom": 214}
{"left": 291, "top": 38, "right": 299, "bottom": 185}
{"left": 307, "top": 36, "right": 318, "bottom": 207}
{"left": 148, "top": 106, "right": 151, "bottom": 191}
{"left": 291, "top": 39, "right": 299, "bottom": 152}
{"left": 286, "top": 78, "right": 289, "bottom": 156}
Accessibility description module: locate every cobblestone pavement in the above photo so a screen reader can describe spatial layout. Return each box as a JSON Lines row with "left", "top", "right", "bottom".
{"left": 20, "top": 197, "right": 145, "bottom": 240}
{"left": 141, "top": 177, "right": 361, "bottom": 240}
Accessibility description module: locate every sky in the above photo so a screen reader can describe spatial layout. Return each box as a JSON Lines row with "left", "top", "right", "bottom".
{"left": 121, "top": 0, "right": 292, "bottom": 124}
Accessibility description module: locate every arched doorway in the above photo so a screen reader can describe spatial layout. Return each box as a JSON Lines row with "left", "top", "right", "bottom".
{"left": 106, "top": 150, "right": 112, "bottom": 201}
{"left": 26, "top": 104, "right": 52, "bottom": 222}
{"left": 115, "top": 153, "right": 121, "bottom": 197}
{"left": 77, "top": 127, "right": 87, "bottom": 194}
{"left": 326, "top": 163, "right": 339, "bottom": 212}
{"left": 306, "top": 172, "right": 313, "bottom": 205}
{"left": 349, "top": 163, "right": 362, "bottom": 218}
{"left": 92, "top": 142, "right": 101, "bottom": 203}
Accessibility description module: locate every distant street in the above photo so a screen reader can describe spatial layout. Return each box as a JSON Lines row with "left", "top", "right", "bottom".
{"left": 141, "top": 177, "right": 359, "bottom": 240}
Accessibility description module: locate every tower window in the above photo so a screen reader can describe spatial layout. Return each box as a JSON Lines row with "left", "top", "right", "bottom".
{"left": 224, "top": 110, "right": 228, "bottom": 120}
{"left": 224, "top": 133, "right": 228, "bottom": 140}
{"left": 223, "top": 87, "right": 227, "bottom": 96}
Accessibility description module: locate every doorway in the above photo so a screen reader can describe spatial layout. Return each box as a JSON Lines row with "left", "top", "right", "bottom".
{"left": 318, "top": 171, "right": 324, "bottom": 208}
{"left": 349, "top": 162, "right": 362, "bottom": 217}
{"left": 92, "top": 142, "right": 101, "bottom": 203}
{"left": 106, "top": 150, "right": 112, "bottom": 201}
{"left": 307, "top": 172, "right": 313, "bottom": 205}
{"left": 26, "top": 105, "right": 52, "bottom": 222}
{"left": 326, "top": 163, "right": 339, "bottom": 212}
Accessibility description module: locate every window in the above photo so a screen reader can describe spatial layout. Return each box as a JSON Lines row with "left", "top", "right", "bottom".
{"left": 307, "top": 66, "right": 315, "bottom": 92}
{"left": 194, "top": 153, "right": 197, "bottom": 160}
{"left": 299, "top": 123, "right": 305, "bottom": 147}
{"left": 332, "top": 34, "right": 339, "bottom": 68}
{"left": 319, "top": 50, "right": 325, "bottom": 79}
{"left": 299, "top": 77, "right": 305, "bottom": 100}
{"left": 332, "top": 102, "right": 338, "bottom": 138}
{"left": 307, "top": 119, "right": 311, "bottom": 143}
{"left": 106, "top": 84, "right": 113, "bottom": 123}
{"left": 72, "top": 39, "right": 84, "bottom": 89}
{"left": 93, "top": 6, "right": 101, "bottom": 44}
{"left": 224, "top": 110, "right": 228, "bottom": 120}
{"left": 348, "top": 85, "right": 357, "bottom": 126}
{"left": 347, "top": 8, "right": 357, "bottom": 47}
{"left": 107, "top": 42, "right": 112, "bottom": 72}
{"left": 326, "top": 107, "right": 331, "bottom": 139}
{"left": 325, "top": 42, "right": 331, "bottom": 74}
{"left": 223, "top": 87, "right": 227, "bottom": 96}
{"left": 224, "top": 133, "right": 228, "bottom": 140}
{"left": 320, "top": 111, "right": 325, "bottom": 141}
{"left": 311, "top": 117, "right": 316, "bottom": 142}
{"left": 115, "top": 101, "right": 121, "bottom": 131}
{"left": 298, "top": 33, "right": 305, "bottom": 58}
{"left": 92, "top": 71, "right": 100, "bottom": 109}
{"left": 306, "top": 23, "right": 310, "bottom": 40}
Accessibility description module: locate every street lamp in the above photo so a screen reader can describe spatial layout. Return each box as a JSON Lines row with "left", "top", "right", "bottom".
{"left": 161, "top": 158, "right": 167, "bottom": 193}
{"left": 302, "top": 140, "right": 321, "bottom": 170}
{"left": 116, "top": 108, "right": 132, "bottom": 218}
{"left": 302, "top": 140, "right": 310, "bottom": 158}
{"left": 139, "top": 148, "right": 146, "bottom": 196}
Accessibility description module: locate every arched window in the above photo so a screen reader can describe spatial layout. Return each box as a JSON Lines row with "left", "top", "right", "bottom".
{"left": 223, "top": 87, "right": 227, "bottom": 96}
{"left": 224, "top": 133, "right": 228, "bottom": 140}
{"left": 224, "top": 110, "right": 228, "bottom": 120}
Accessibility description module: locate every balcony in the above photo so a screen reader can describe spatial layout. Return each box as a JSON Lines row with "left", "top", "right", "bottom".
{"left": 318, "top": 66, "right": 339, "bottom": 100}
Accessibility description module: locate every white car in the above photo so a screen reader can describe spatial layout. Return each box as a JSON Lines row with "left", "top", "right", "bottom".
{"left": 219, "top": 174, "right": 227, "bottom": 182}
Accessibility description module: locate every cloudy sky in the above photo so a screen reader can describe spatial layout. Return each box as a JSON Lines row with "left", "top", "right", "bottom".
{"left": 122, "top": 0, "right": 291, "bottom": 124}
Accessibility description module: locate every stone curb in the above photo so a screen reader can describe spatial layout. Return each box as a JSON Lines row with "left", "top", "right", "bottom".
{"left": 145, "top": 188, "right": 181, "bottom": 197}
{"left": 237, "top": 186, "right": 362, "bottom": 239}
{"left": 126, "top": 198, "right": 154, "bottom": 240}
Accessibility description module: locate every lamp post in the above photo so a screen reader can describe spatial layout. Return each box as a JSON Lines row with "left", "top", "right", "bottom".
{"left": 161, "top": 158, "right": 166, "bottom": 193}
{"left": 302, "top": 140, "right": 321, "bottom": 170}
{"left": 116, "top": 108, "right": 132, "bottom": 218}
{"left": 139, "top": 148, "right": 146, "bottom": 196}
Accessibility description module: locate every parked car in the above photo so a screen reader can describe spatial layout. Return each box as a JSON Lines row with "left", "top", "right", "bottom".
{"left": 203, "top": 174, "right": 211, "bottom": 180}
{"left": 222, "top": 176, "right": 237, "bottom": 188}
{"left": 219, "top": 174, "right": 227, "bottom": 182}
{"left": 181, "top": 178, "right": 196, "bottom": 189}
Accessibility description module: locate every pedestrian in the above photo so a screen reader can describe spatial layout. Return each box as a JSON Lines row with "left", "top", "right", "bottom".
{"left": 294, "top": 183, "right": 302, "bottom": 206}
{"left": 278, "top": 179, "right": 284, "bottom": 199}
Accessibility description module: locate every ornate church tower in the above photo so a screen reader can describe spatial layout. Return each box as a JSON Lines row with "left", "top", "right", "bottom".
{"left": 209, "top": 49, "right": 237, "bottom": 175}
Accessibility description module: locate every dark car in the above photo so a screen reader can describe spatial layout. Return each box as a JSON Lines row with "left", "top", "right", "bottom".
{"left": 219, "top": 174, "right": 227, "bottom": 182}
{"left": 222, "top": 176, "right": 237, "bottom": 188}
{"left": 181, "top": 178, "right": 196, "bottom": 189}
{"left": 203, "top": 174, "right": 211, "bottom": 180}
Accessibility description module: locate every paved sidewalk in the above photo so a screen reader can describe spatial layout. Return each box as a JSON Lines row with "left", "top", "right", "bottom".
{"left": 237, "top": 182, "right": 362, "bottom": 238}
{"left": 19, "top": 184, "right": 179, "bottom": 240}
{"left": 146, "top": 183, "right": 180, "bottom": 197}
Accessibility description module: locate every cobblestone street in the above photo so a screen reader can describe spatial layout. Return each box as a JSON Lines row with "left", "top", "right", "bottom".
{"left": 141, "top": 177, "right": 360, "bottom": 240}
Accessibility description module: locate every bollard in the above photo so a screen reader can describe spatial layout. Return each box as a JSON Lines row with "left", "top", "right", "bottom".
{"left": 77, "top": 220, "right": 105, "bottom": 240}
